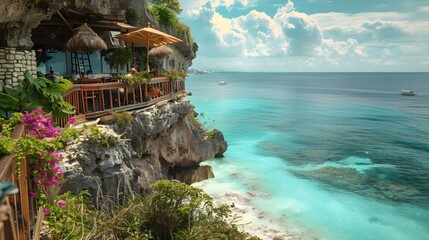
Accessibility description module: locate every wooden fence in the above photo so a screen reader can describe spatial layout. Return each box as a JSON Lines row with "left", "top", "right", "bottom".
{"left": 0, "top": 125, "right": 34, "bottom": 240}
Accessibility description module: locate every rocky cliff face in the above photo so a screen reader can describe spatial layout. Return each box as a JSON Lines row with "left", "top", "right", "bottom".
{"left": 0, "top": 0, "right": 132, "bottom": 49}
{"left": 61, "top": 97, "right": 227, "bottom": 201}
{"left": 0, "top": 0, "right": 63, "bottom": 48}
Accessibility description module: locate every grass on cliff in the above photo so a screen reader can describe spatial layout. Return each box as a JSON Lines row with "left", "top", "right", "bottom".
{"left": 188, "top": 111, "right": 218, "bottom": 138}
{"left": 43, "top": 180, "right": 259, "bottom": 240}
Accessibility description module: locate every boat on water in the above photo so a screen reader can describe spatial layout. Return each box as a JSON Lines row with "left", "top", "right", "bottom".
{"left": 401, "top": 90, "right": 416, "bottom": 96}
{"left": 218, "top": 81, "right": 227, "bottom": 85}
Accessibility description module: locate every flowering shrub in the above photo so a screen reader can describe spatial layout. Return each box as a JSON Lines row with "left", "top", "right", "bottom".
{"left": 18, "top": 110, "right": 64, "bottom": 190}
{"left": 21, "top": 109, "right": 61, "bottom": 139}
{"left": 32, "top": 151, "right": 64, "bottom": 187}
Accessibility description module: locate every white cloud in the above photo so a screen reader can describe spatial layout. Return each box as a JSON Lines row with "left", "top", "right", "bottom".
{"left": 274, "top": 5, "right": 322, "bottom": 56}
{"left": 183, "top": 0, "right": 252, "bottom": 16}
{"left": 318, "top": 38, "right": 367, "bottom": 57}
{"left": 382, "top": 48, "right": 392, "bottom": 56}
{"left": 418, "top": 6, "right": 429, "bottom": 12}
{"left": 181, "top": 0, "right": 429, "bottom": 71}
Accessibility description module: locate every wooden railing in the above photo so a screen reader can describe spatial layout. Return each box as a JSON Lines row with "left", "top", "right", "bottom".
{"left": 56, "top": 77, "right": 186, "bottom": 126}
{"left": 0, "top": 125, "right": 34, "bottom": 240}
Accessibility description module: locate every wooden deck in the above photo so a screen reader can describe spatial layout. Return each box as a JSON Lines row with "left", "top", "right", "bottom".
{"left": 56, "top": 76, "right": 186, "bottom": 126}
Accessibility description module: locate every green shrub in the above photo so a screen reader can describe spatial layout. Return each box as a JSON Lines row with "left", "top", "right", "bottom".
{"left": 126, "top": 8, "right": 138, "bottom": 25}
{"left": 105, "top": 48, "right": 133, "bottom": 73}
{"left": 44, "top": 191, "right": 99, "bottom": 240}
{"left": 150, "top": 5, "right": 177, "bottom": 27}
{"left": 81, "top": 126, "right": 120, "bottom": 149}
{"left": 112, "top": 111, "right": 133, "bottom": 130}
{"left": 0, "top": 72, "right": 75, "bottom": 119}
{"left": 41, "top": 180, "right": 258, "bottom": 239}
{"left": 144, "top": 180, "right": 255, "bottom": 240}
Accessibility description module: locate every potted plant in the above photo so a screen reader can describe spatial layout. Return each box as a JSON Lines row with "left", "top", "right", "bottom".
{"left": 147, "top": 86, "right": 160, "bottom": 97}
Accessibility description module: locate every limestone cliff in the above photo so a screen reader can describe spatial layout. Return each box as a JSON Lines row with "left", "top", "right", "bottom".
{"left": 61, "top": 97, "right": 227, "bottom": 201}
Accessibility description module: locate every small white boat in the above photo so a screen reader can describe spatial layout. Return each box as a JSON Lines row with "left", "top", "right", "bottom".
{"left": 218, "top": 81, "right": 227, "bottom": 85}
{"left": 401, "top": 90, "right": 416, "bottom": 96}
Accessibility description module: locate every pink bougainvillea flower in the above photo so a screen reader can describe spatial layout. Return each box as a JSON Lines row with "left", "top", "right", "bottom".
{"left": 68, "top": 117, "right": 76, "bottom": 124}
{"left": 29, "top": 190, "right": 37, "bottom": 198}
{"left": 43, "top": 208, "right": 51, "bottom": 216}
{"left": 57, "top": 200, "right": 67, "bottom": 207}
{"left": 0, "top": 135, "right": 5, "bottom": 139}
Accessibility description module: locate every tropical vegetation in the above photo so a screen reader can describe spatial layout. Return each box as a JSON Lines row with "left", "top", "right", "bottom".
{"left": 105, "top": 48, "right": 133, "bottom": 73}
{"left": 148, "top": 0, "right": 194, "bottom": 44}
{"left": 42, "top": 180, "right": 258, "bottom": 239}
{"left": 0, "top": 71, "right": 75, "bottom": 119}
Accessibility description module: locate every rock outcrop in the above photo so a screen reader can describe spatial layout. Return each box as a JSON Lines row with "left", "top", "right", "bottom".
{"left": 0, "top": 0, "right": 63, "bottom": 49}
{"left": 0, "top": 0, "right": 132, "bottom": 49}
{"left": 61, "top": 97, "right": 227, "bottom": 201}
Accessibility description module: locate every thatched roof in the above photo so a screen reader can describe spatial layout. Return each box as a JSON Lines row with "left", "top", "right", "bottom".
{"left": 148, "top": 46, "right": 174, "bottom": 57}
{"left": 65, "top": 23, "right": 108, "bottom": 52}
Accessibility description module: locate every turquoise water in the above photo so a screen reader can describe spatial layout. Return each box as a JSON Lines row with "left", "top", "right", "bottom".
{"left": 187, "top": 72, "right": 429, "bottom": 240}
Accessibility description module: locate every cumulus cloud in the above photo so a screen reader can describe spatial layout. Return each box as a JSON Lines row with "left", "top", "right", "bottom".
{"left": 186, "top": 0, "right": 325, "bottom": 57}
{"left": 317, "top": 38, "right": 367, "bottom": 57}
{"left": 274, "top": 2, "right": 322, "bottom": 56}
{"left": 181, "top": 0, "right": 429, "bottom": 71}
{"left": 362, "top": 21, "right": 407, "bottom": 39}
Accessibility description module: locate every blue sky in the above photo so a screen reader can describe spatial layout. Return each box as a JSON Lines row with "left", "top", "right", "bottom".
{"left": 179, "top": 0, "right": 429, "bottom": 72}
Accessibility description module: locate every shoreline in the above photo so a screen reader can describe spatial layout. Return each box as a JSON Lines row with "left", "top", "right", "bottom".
{"left": 192, "top": 182, "right": 318, "bottom": 240}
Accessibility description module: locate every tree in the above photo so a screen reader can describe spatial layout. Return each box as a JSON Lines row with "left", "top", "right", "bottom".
{"left": 104, "top": 48, "right": 133, "bottom": 73}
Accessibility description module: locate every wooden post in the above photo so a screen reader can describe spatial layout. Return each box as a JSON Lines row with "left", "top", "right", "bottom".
{"left": 18, "top": 157, "right": 31, "bottom": 240}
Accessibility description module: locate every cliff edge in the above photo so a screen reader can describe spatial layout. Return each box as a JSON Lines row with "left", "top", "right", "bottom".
{"left": 60, "top": 97, "right": 227, "bottom": 200}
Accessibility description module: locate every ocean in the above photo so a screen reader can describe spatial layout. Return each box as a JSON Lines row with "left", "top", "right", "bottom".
{"left": 186, "top": 72, "right": 429, "bottom": 240}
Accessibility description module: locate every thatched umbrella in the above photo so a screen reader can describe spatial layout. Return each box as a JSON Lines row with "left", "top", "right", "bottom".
{"left": 149, "top": 46, "right": 174, "bottom": 71}
{"left": 148, "top": 46, "right": 174, "bottom": 57}
{"left": 65, "top": 23, "right": 108, "bottom": 52}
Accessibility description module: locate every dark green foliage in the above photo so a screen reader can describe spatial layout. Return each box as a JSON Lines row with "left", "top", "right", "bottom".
{"left": 125, "top": 8, "right": 139, "bottom": 25}
{"left": 148, "top": 0, "right": 182, "bottom": 14}
{"left": 149, "top": 5, "right": 177, "bottom": 28}
{"left": 105, "top": 48, "right": 133, "bottom": 73}
{"left": 0, "top": 72, "right": 74, "bottom": 119}
{"left": 148, "top": 0, "right": 194, "bottom": 44}
{"left": 0, "top": 114, "right": 22, "bottom": 156}
{"left": 145, "top": 180, "right": 255, "bottom": 240}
